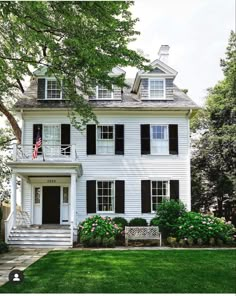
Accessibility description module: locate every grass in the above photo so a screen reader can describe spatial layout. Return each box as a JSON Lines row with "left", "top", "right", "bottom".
{"left": 0, "top": 250, "right": 235, "bottom": 293}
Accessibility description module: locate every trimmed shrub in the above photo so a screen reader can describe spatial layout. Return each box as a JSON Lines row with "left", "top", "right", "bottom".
{"left": 150, "top": 217, "right": 159, "bottom": 226}
{"left": 176, "top": 212, "right": 235, "bottom": 244}
{"left": 155, "top": 200, "right": 186, "bottom": 238}
{"left": 112, "top": 217, "right": 128, "bottom": 230}
{"left": 78, "top": 215, "right": 122, "bottom": 247}
{"left": 0, "top": 241, "right": 9, "bottom": 254}
{"left": 129, "top": 218, "right": 148, "bottom": 226}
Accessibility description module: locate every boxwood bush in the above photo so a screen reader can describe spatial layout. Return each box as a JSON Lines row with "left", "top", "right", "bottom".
{"left": 129, "top": 218, "right": 148, "bottom": 226}
{"left": 0, "top": 241, "right": 9, "bottom": 254}
{"left": 176, "top": 212, "right": 235, "bottom": 244}
{"left": 78, "top": 215, "right": 122, "bottom": 247}
{"left": 112, "top": 217, "right": 128, "bottom": 230}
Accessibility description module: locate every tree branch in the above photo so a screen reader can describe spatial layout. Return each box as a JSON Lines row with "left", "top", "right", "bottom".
{"left": 0, "top": 101, "right": 21, "bottom": 143}
{"left": 16, "top": 79, "right": 25, "bottom": 93}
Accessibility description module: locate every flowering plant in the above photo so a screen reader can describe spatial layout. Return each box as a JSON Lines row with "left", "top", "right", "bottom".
{"left": 176, "top": 212, "right": 235, "bottom": 244}
{"left": 78, "top": 215, "right": 122, "bottom": 247}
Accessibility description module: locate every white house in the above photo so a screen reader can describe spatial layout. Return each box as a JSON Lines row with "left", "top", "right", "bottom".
{"left": 6, "top": 45, "right": 198, "bottom": 247}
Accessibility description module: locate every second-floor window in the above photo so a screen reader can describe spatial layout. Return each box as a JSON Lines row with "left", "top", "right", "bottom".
{"left": 96, "top": 85, "right": 113, "bottom": 99}
{"left": 46, "top": 78, "right": 62, "bottom": 99}
{"left": 151, "top": 125, "right": 169, "bottom": 155}
{"left": 149, "top": 78, "right": 165, "bottom": 99}
{"left": 97, "top": 125, "right": 114, "bottom": 154}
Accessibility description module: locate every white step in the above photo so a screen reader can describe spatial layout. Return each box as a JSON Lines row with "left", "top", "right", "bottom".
{"left": 9, "top": 233, "right": 70, "bottom": 238}
{"left": 8, "top": 240, "right": 71, "bottom": 246}
{"left": 9, "top": 237, "right": 70, "bottom": 242}
{"left": 12, "top": 229, "right": 70, "bottom": 234}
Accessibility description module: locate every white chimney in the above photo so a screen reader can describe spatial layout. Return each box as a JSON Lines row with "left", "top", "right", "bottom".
{"left": 158, "top": 45, "right": 170, "bottom": 64}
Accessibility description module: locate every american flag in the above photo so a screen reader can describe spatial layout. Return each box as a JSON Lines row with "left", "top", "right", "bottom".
{"left": 32, "top": 131, "right": 42, "bottom": 159}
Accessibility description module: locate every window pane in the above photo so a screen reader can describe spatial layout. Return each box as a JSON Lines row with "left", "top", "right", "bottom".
{"left": 97, "top": 181, "right": 114, "bottom": 212}
{"left": 152, "top": 181, "right": 169, "bottom": 211}
{"left": 63, "top": 187, "right": 69, "bottom": 203}
{"left": 97, "top": 86, "right": 112, "bottom": 99}
{"left": 150, "top": 80, "right": 164, "bottom": 98}
{"left": 34, "top": 188, "right": 40, "bottom": 204}
{"left": 97, "top": 125, "right": 114, "bottom": 154}
{"left": 47, "top": 80, "right": 61, "bottom": 99}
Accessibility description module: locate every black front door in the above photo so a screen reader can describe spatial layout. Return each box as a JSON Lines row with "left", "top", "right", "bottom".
{"left": 43, "top": 186, "right": 60, "bottom": 224}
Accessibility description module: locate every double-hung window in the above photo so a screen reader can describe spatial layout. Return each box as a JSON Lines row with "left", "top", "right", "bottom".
{"left": 46, "top": 78, "right": 62, "bottom": 99}
{"left": 96, "top": 85, "right": 113, "bottom": 99}
{"left": 151, "top": 125, "right": 169, "bottom": 155}
{"left": 97, "top": 125, "right": 114, "bottom": 154}
{"left": 43, "top": 124, "right": 61, "bottom": 156}
{"left": 149, "top": 79, "right": 165, "bottom": 99}
{"left": 151, "top": 180, "right": 169, "bottom": 211}
{"left": 97, "top": 181, "right": 115, "bottom": 212}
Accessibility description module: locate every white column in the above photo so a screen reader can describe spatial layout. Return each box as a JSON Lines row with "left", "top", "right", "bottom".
{"left": 70, "top": 173, "right": 77, "bottom": 225}
{"left": 11, "top": 173, "right": 17, "bottom": 227}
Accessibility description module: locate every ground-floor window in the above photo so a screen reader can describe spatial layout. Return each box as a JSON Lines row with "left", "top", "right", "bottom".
{"left": 97, "top": 181, "right": 115, "bottom": 212}
{"left": 151, "top": 180, "right": 169, "bottom": 211}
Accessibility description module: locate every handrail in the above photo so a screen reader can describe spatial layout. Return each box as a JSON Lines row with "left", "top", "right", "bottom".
{"left": 14, "top": 144, "right": 77, "bottom": 161}
{"left": 4, "top": 211, "right": 14, "bottom": 243}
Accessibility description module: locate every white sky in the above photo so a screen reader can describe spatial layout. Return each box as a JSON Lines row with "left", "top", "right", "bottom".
{"left": 125, "top": 0, "right": 235, "bottom": 105}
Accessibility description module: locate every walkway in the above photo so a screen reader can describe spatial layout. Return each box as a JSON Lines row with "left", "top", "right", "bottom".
{"left": 0, "top": 248, "right": 50, "bottom": 286}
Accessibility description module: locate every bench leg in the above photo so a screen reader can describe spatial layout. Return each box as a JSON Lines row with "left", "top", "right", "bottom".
{"left": 160, "top": 234, "right": 162, "bottom": 247}
{"left": 125, "top": 238, "right": 128, "bottom": 247}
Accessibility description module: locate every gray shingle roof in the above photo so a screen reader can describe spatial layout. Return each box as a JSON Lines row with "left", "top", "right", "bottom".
{"left": 14, "top": 78, "right": 199, "bottom": 110}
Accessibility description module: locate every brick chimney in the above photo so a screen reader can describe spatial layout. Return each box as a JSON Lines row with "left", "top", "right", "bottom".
{"left": 158, "top": 45, "right": 170, "bottom": 64}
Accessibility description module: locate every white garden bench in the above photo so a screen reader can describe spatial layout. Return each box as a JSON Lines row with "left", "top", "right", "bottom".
{"left": 125, "top": 226, "right": 162, "bottom": 247}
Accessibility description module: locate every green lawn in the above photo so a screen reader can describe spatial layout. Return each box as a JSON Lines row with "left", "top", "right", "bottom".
{"left": 0, "top": 250, "right": 235, "bottom": 293}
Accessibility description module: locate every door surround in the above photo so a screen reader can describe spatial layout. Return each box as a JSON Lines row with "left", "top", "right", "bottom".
{"left": 31, "top": 178, "right": 70, "bottom": 225}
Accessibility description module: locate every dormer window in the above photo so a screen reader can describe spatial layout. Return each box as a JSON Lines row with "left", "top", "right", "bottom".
{"left": 96, "top": 85, "right": 113, "bottom": 99}
{"left": 46, "top": 78, "right": 62, "bottom": 99}
{"left": 149, "top": 78, "right": 165, "bottom": 99}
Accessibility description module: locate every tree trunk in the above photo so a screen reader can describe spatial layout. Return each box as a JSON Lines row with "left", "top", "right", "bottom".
{"left": 0, "top": 101, "right": 21, "bottom": 143}
{"left": 217, "top": 198, "right": 223, "bottom": 217}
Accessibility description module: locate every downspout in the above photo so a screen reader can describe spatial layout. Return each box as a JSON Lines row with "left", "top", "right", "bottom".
{"left": 187, "top": 109, "right": 192, "bottom": 211}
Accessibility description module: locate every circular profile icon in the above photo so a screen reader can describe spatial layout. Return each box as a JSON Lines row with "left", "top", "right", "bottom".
{"left": 8, "top": 269, "right": 24, "bottom": 284}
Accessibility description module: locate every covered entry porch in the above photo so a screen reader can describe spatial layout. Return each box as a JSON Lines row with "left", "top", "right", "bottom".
{"left": 5, "top": 162, "right": 82, "bottom": 246}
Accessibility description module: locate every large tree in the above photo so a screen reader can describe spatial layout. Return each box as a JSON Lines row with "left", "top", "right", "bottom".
{"left": 191, "top": 31, "right": 236, "bottom": 217}
{"left": 0, "top": 1, "right": 147, "bottom": 143}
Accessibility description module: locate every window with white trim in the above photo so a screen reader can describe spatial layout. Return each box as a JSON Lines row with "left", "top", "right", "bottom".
{"left": 149, "top": 79, "right": 165, "bottom": 99}
{"left": 96, "top": 85, "right": 113, "bottom": 99}
{"left": 151, "top": 180, "right": 169, "bottom": 211}
{"left": 151, "top": 125, "right": 169, "bottom": 155}
{"left": 43, "top": 124, "right": 61, "bottom": 156}
{"left": 97, "top": 181, "right": 114, "bottom": 212}
{"left": 46, "top": 79, "right": 62, "bottom": 99}
{"left": 97, "top": 125, "right": 114, "bottom": 154}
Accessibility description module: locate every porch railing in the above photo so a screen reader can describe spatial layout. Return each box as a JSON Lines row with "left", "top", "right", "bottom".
{"left": 13, "top": 144, "right": 77, "bottom": 161}
{"left": 4, "top": 211, "right": 14, "bottom": 243}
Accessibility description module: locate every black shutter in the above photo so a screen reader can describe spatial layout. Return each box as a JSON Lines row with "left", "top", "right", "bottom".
{"left": 115, "top": 125, "right": 124, "bottom": 155}
{"left": 169, "top": 125, "right": 178, "bottom": 155}
{"left": 61, "top": 124, "right": 71, "bottom": 155}
{"left": 87, "top": 180, "right": 96, "bottom": 213}
{"left": 37, "top": 78, "right": 45, "bottom": 99}
{"left": 115, "top": 180, "right": 125, "bottom": 213}
{"left": 170, "top": 180, "right": 179, "bottom": 201}
{"left": 33, "top": 124, "right": 42, "bottom": 154}
{"left": 141, "top": 180, "right": 151, "bottom": 213}
{"left": 87, "top": 125, "right": 96, "bottom": 155}
{"left": 141, "top": 125, "right": 150, "bottom": 155}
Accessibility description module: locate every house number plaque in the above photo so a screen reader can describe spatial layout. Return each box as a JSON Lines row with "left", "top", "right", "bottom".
{"left": 47, "top": 179, "right": 56, "bottom": 183}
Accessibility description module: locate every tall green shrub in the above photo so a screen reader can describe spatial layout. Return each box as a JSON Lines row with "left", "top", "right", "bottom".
{"left": 155, "top": 200, "right": 186, "bottom": 238}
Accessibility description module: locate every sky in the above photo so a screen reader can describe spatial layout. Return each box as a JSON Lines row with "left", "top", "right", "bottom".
{"left": 125, "top": 0, "right": 235, "bottom": 105}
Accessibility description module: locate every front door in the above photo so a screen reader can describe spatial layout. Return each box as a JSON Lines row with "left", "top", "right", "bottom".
{"left": 43, "top": 186, "right": 60, "bottom": 224}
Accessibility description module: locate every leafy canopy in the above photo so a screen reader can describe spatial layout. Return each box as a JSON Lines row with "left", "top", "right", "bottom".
{"left": 0, "top": 1, "right": 148, "bottom": 130}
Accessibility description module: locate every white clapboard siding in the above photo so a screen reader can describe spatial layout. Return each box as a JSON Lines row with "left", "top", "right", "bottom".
{"left": 22, "top": 110, "right": 191, "bottom": 223}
